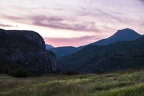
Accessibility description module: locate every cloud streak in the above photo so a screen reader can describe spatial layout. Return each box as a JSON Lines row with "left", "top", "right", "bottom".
{"left": 79, "top": 7, "right": 135, "bottom": 25}
{"left": 1, "top": 15, "right": 32, "bottom": 24}
{"left": 0, "top": 0, "right": 144, "bottom": 47}
{"left": 44, "top": 35, "right": 99, "bottom": 47}
{"left": 0, "top": 23, "right": 14, "bottom": 27}
{"left": 32, "top": 15, "right": 100, "bottom": 32}
{"left": 139, "top": 0, "right": 144, "bottom": 4}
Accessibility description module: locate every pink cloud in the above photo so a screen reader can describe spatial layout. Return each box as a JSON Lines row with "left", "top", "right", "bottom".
{"left": 78, "top": 8, "right": 135, "bottom": 25}
{"left": 139, "top": 0, "right": 144, "bottom": 4}
{"left": 0, "top": 0, "right": 144, "bottom": 37}
{"left": 44, "top": 36, "right": 99, "bottom": 47}
{"left": 32, "top": 15, "right": 100, "bottom": 32}
{"left": 0, "top": 23, "right": 14, "bottom": 27}
{"left": 1, "top": 15, "right": 31, "bottom": 24}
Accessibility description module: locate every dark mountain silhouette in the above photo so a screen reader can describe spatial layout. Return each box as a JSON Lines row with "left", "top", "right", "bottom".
{"left": 92, "top": 28, "right": 141, "bottom": 45}
{"left": 58, "top": 35, "right": 144, "bottom": 73}
{"left": 46, "top": 44, "right": 54, "bottom": 50}
{"left": 49, "top": 46, "right": 79, "bottom": 58}
{"left": 49, "top": 28, "right": 141, "bottom": 58}
{"left": 0, "top": 28, "right": 57, "bottom": 76}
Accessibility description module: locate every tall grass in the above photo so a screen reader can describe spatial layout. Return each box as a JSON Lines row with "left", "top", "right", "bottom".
{"left": 0, "top": 69, "right": 144, "bottom": 96}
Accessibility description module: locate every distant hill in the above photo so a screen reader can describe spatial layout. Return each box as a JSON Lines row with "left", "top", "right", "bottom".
{"left": 51, "top": 28, "right": 142, "bottom": 58}
{"left": 46, "top": 44, "right": 54, "bottom": 50}
{"left": 92, "top": 28, "right": 141, "bottom": 45}
{"left": 49, "top": 46, "right": 79, "bottom": 58}
{"left": 58, "top": 36, "right": 144, "bottom": 73}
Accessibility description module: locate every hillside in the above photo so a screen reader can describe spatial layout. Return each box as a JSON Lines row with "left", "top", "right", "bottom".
{"left": 58, "top": 36, "right": 144, "bottom": 73}
{"left": 49, "top": 46, "right": 79, "bottom": 58}
{"left": 0, "top": 69, "right": 144, "bottom": 96}
{"left": 45, "top": 44, "right": 55, "bottom": 50}
{"left": 93, "top": 28, "right": 141, "bottom": 45}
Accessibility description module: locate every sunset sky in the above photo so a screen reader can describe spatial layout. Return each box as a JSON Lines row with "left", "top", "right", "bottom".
{"left": 0, "top": 0, "right": 144, "bottom": 47}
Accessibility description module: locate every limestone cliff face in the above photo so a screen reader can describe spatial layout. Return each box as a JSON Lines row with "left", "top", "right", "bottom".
{"left": 0, "top": 29, "right": 45, "bottom": 50}
{"left": 0, "top": 29, "right": 57, "bottom": 76}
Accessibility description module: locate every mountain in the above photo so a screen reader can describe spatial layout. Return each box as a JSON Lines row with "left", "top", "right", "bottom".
{"left": 0, "top": 29, "right": 57, "bottom": 76}
{"left": 46, "top": 44, "right": 54, "bottom": 50}
{"left": 49, "top": 28, "right": 141, "bottom": 58}
{"left": 58, "top": 36, "right": 144, "bottom": 73}
{"left": 49, "top": 46, "right": 79, "bottom": 58}
{"left": 92, "top": 28, "right": 141, "bottom": 45}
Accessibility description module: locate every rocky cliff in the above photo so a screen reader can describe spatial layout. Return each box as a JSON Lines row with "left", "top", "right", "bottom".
{"left": 0, "top": 29, "right": 57, "bottom": 76}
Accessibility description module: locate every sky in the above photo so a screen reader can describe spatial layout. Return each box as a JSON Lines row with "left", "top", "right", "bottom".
{"left": 0, "top": 0, "right": 144, "bottom": 47}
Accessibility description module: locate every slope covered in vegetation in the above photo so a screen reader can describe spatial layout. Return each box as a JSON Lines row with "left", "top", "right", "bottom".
{"left": 0, "top": 69, "right": 144, "bottom": 96}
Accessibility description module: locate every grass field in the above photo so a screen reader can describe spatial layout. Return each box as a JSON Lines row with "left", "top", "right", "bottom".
{"left": 0, "top": 69, "right": 144, "bottom": 96}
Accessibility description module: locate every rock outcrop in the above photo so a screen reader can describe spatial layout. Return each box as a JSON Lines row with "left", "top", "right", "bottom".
{"left": 0, "top": 29, "right": 57, "bottom": 76}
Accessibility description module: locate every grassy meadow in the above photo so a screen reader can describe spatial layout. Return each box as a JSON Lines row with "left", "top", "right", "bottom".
{"left": 0, "top": 69, "right": 144, "bottom": 96}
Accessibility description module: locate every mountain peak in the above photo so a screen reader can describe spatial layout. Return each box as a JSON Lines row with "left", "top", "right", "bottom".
{"left": 111, "top": 28, "right": 140, "bottom": 39}
{"left": 116, "top": 28, "right": 140, "bottom": 34}
{"left": 93, "top": 28, "right": 141, "bottom": 45}
{"left": 118, "top": 28, "right": 134, "bottom": 31}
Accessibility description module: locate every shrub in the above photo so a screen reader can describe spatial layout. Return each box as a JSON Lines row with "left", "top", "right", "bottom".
{"left": 95, "top": 68, "right": 104, "bottom": 74}
{"left": 0, "top": 69, "right": 3, "bottom": 73}
{"left": 13, "top": 68, "right": 28, "bottom": 78}
{"left": 63, "top": 71, "right": 78, "bottom": 75}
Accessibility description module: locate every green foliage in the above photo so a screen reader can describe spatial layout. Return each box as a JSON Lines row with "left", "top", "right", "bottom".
{"left": 101, "top": 84, "right": 144, "bottom": 96}
{"left": 0, "top": 69, "right": 144, "bottom": 96}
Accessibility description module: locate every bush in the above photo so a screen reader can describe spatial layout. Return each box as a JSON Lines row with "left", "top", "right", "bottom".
{"left": 0, "top": 69, "right": 3, "bottom": 73}
{"left": 63, "top": 71, "right": 78, "bottom": 75}
{"left": 95, "top": 68, "right": 104, "bottom": 74}
{"left": 13, "top": 68, "right": 28, "bottom": 78}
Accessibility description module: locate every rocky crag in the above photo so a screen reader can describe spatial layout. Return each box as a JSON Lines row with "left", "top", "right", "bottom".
{"left": 0, "top": 29, "right": 57, "bottom": 76}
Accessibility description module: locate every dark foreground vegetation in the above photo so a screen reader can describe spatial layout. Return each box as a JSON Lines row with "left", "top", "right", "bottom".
{"left": 0, "top": 69, "right": 144, "bottom": 96}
